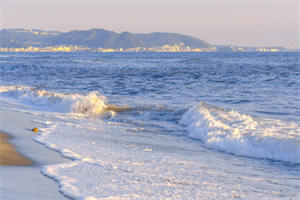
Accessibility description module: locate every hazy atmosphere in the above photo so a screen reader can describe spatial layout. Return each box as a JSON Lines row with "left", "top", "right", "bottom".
{"left": 0, "top": 0, "right": 299, "bottom": 48}
{"left": 1, "top": 0, "right": 300, "bottom": 200}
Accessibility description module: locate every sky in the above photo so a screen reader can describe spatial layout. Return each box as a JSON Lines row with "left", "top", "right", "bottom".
{"left": 0, "top": 0, "right": 299, "bottom": 48}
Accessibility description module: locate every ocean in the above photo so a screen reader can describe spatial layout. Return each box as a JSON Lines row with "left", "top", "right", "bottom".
{"left": 1, "top": 52, "right": 300, "bottom": 199}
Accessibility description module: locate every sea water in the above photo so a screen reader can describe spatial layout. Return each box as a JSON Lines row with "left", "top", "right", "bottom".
{"left": 0, "top": 52, "right": 300, "bottom": 199}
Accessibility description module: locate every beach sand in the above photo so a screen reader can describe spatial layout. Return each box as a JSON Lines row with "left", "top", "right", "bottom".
{"left": 0, "top": 131, "right": 34, "bottom": 166}
{"left": 0, "top": 100, "right": 71, "bottom": 200}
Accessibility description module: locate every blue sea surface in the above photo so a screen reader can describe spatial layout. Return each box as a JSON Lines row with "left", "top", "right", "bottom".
{"left": 1, "top": 52, "right": 299, "bottom": 120}
{"left": 1, "top": 52, "right": 300, "bottom": 199}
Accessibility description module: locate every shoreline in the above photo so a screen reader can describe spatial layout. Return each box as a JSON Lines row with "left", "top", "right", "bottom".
{"left": 0, "top": 100, "right": 71, "bottom": 200}
{"left": 0, "top": 131, "right": 34, "bottom": 166}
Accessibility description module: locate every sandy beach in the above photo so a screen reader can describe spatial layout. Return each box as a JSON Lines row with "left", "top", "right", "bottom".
{"left": 0, "top": 100, "right": 71, "bottom": 200}
{"left": 0, "top": 131, "right": 34, "bottom": 166}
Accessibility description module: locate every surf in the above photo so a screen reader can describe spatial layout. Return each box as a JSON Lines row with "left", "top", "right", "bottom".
{"left": 0, "top": 85, "right": 130, "bottom": 117}
{"left": 180, "top": 102, "right": 300, "bottom": 163}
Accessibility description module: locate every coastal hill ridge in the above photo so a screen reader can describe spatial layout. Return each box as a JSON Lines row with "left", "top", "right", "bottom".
{"left": 0, "top": 28, "right": 210, "bottom": 49}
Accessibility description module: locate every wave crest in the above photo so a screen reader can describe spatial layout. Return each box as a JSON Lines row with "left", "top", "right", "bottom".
{"left": 71, "top": 92, "right": 107, "bottom": 115}
{"left": 180, "top": 102, "right": 300, "bottom": 163}
{"left": 0, "top": 85, "right": 128, "bottom": 117}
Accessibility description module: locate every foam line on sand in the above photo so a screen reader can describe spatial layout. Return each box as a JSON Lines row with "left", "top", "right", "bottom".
{"left": 0, "top": 99, "right": 71, "bottom": 200}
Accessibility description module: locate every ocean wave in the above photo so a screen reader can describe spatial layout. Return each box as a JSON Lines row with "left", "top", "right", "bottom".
{"left": 0, "top": 85, "right": 129, "bottom": 117}
{"left": 180, "top": 102, "right": 300, "bottom": 163}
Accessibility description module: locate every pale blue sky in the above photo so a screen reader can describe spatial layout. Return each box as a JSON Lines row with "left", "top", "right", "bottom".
{"left": 0, "top": 0, "right": 299, "bottom": 47}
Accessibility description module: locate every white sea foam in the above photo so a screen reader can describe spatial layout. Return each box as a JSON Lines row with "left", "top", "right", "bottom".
{"left": 0, "top": 85, "right": 121, "bottom": 117}
{"left": 180, "top": 102, "right": 300, "bottom": 163}
{"left": 2, "top": 86, "right": 299, "bottom": 199}
{"left": 34, "top": 106, "right": 300, "bottom": 199}
{"left": 34, "top": 119, "right": 251, "bottom": 200}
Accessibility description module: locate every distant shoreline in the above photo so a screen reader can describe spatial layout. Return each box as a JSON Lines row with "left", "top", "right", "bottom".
{"left": 2, "top": 28, "right": 297, "bottom": 52}
{"left": 0, "top": 46, "right": 297, "bottom": 53}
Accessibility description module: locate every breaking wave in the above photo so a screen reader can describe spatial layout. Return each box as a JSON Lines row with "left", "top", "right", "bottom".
{"left": 180, "top": 102, "right": 300, "bottom": 163}
{"left": 0, "top": 85, "right": 129, "bottom": 117}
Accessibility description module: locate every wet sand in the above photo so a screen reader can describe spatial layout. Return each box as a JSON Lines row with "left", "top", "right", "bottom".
{"left": 0, "top": 131, "right": 34, "bottom": 166}
{"left": 0, "top": 101, "right": 71, "bottom": 200}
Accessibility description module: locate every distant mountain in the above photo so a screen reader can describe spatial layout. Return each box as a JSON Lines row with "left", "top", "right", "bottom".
{"left": 0, "top": 28, "right": 210, "bottom": 48}
{"left": 0, "top": 29, "right": 61, "bottom": 48}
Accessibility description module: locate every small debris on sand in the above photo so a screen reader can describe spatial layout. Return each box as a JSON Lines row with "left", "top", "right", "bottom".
{"left": 32, "top": 128, "right": 39, "bottom": 133}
